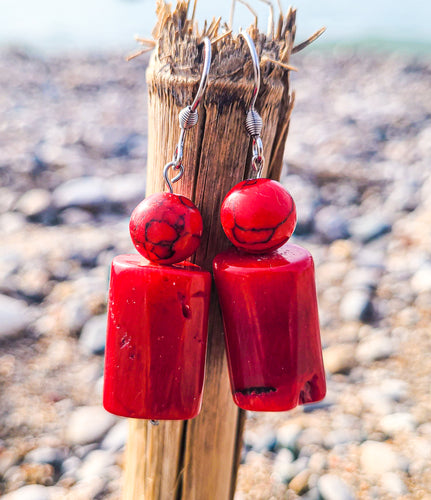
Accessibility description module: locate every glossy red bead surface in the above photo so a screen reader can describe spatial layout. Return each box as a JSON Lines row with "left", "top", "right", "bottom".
{"left": 103, "top": 254, "right": 211, "bottom": 420}
{"left": 213, "top": 243, "right": 326, "bottom": 412}
{"left": 130, "top": 192, "right": 203, "bottom": 265}
{"left": 220, "top": 179, "right": 297, "bottom": 253}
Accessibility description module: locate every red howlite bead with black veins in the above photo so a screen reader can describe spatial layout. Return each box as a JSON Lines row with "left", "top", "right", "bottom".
{"left": 130, "top": 192, "right": 203, "bottom": 265}
{"left": 220, "top": 178, "right": 297, "bottom": 253}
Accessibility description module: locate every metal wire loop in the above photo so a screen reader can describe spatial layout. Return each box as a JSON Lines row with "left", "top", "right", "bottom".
{"left": 163, "top": 161, "right": 184, "bottom": 194}
{"left": 238, "top": 31, "right": 261, "bottom": 112}
{"left": 164, "top": 37, "right": 211, "bottom": 191}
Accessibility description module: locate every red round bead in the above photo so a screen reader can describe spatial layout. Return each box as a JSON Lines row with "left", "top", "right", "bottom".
{"left": 220, "top": 178, "right": 297, "bottom": 253}
{"left": 130, "top": 192, "right": 203, "bottom": 265}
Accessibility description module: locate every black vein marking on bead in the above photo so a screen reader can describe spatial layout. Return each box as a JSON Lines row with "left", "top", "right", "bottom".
{"left": 236, "top": 386, "right": 277, "bottom": 395}
{"left": 242, "top": 179, "right": 259, "bottom": 187}
{"left": 178, "top": 196, "right": 194, "bottom": 208}
{"left": 231, "top": 200, "right": 295, "bottom": 245}
{"left": 143, "top": 215, "right": 188, "bottom": 261}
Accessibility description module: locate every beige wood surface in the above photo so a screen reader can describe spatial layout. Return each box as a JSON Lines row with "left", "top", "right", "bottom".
{"left": 122, "top": 2, "right": 320, "bottom": 498}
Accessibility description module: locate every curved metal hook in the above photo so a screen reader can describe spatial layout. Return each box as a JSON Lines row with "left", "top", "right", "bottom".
{"left": 238, "top": 30, "right": 260, "bottom": 112}
{"left": 190, "top": 37, "right": 212, "bottom": 112}
{"left": 163, "top": 162, "right": 184, "bottom": 194}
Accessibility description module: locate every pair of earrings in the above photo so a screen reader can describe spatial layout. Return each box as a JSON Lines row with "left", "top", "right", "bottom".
{"left": 103, "top": 34, "right": 326, "bottom": 421}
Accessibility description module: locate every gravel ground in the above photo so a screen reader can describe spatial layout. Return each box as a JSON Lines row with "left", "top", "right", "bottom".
{"left": 0, "top": 47, "right": 431, "bottom": 499}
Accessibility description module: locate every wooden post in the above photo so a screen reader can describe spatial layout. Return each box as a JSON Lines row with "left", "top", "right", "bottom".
{"left": 122, "top": 2, "right": 320, "bottom": 498}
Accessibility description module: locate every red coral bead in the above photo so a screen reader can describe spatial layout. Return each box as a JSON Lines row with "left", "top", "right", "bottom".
{"left": 130, "top": 192, "right": 203, "bottom": 265}
{"left": 220, "top": 179, "right": 297, "bottom": 253}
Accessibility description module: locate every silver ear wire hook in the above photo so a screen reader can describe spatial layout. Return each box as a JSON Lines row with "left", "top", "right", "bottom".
{"left": 238, "top": 30, "right": 265, "bottom": 178}
{"left": 164, "top": 37, "right": 212, "bottom": 193}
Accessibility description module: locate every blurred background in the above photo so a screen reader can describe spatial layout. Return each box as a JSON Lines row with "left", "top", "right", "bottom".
{"left": 1, "top": 1, "right": 431, "bottom": 499}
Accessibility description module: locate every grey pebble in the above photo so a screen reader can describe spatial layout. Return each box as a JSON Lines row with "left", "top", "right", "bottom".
{"left": 0, "top": 294, "right": 33, "bottom": 339}
{"left": 66, "top": 406, "right": 116, "bottom": 445}
{"left": 79, "top": 314, "right": 107, "bottom": 355}
{"left": 360, "top": 440, "right": 407, "bottom": 476}
{"left": 76, "top": 449, "right": 116, "bottom": 481}
{"left": 14, "top": 189, "right": 52, "bottom": 219}
{"left": 339, "top": 289, "right": 373, "bottom": 322}
{"left": 2, "top": 485, "right": 52, "bottom": 500}
{"left": 101, "top": 419, "right": 128, "bottom": 452}
{"left": 349, "top": 213, "right": 391, "bottom": 243}
{"left": 356, "top": 335, "right": 395, "bottom": 364}
{"left": 61, "top": 456, "right": 82, "bottom": 478}
{"left": 317, "top": 474, "right": 356, "bottom": 500}
{"left": 380, "top": 412, "right": 417, "bottom": 435}
{"left": 24, "top": 447, "right": 65, "bottom": 467}
{"left": 314, "top": 206, "right": 350, "bottom": 242}
{"left": 276, "top": 423, "right": 302, "bottom": 451}
{"left": 52, "top": 176, "right": 107, "bottom": 210}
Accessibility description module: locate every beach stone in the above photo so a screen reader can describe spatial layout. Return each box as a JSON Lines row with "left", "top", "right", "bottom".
{"left": 380, "top": 472, "right": 407, "bottom": 496}
{"left": 79, "top": 314, "right": 107, "bottom": 355}
{"left": 289, "top": 468, "right": 311, "bottom": 495}
{"left": 380, "top": 413, "right": 417, "bottom": 435}
{"left": 61, "top": 456, "right": 82, "bottom": 478}
{"left": 14, "top": 189, "right": 52, "bottom": 219}
{"left": 379, "top": 379, "right": 408, "bottom": 402}
{"left": 317, "top": 474, "right": 355, "bottom": 500}
{"left": 2, "top": 485, "right": 51, "bottom": 500}
{"left": 340, "top": 289, "right": 373, "bottom": 322}
{"left": 360, "top": 441, "right": 403, "bottom": 475}
{"left": 105, "top": 173, "right": 146, "bottom": 205}
{"left": 356, "top": 336, "right": 394, "bottom": 364}
{"left": 66, "top": 406, "right": 116, "bottom": 445}
{"left": 0, "top": 294, "right": 33, "bottom": 339}
{"left": 76, "top": 449, "right": 116, "bottom": 481}
{"left": 52, "top": 176, "right": 107, "bottom": 210}
{"left": 276, "top": 423, "right": 302, "bottom": 451}
{"left": 411, "top": 262, "right": 431, "bottom": 293}
{"left": 244, "top": 426, "right": 276, "bottom": 453}
{"left": 349, "top": 214, "right": 391, "bottom": 243}
{"left": 324, "top": 429, "right": 362, "bottom": 449}
{"left": 101, "top": 419, "right": 128, "bottom": 452}
{"left": 314, "top": 206, "right": 350, "bottom": 242}
{"left": 24, "top": 447, "right": 64, "bottom": 468}
{"left": 308, "top": 452, "right": 327, "bottom": 473}
{"left": 323, "top": 344, "right": 356, "bottom": 374}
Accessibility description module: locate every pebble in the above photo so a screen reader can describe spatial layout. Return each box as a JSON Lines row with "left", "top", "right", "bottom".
{"left": 24, "top": 447, "right": 64, "bottom": 468}
{"left": 380, "top": 472, "right": 408, "bottom": 496}
{"left": 244, "top": 426, "right": 277, "bottom": 453}
{"left": 52, "top": 177, "right": 108, "bottom": 210}
{"left": 314, "top": 207, "right": 350, "bottom": 242}
{"left": 349, "top": 214, "right": 391, "bottom": 243}
{"left": 66, "top": 406, "right": 116, "bottom": 445}
{"left": 360, "top": 441, "right": 404, "bottom": 476}
{"left": 411, "top": 262, "right": 431, "bottom": 293}
{"left": 79, "top": 314, "right": 107, "bottom": 355}
{"left": 288, "top": 468, "right": 311, "bottom": 495}
{"left": 2, "top": 485, "right": 52, "bottom": 500}
{"left": 0, "top": 294, "right": 33, "bottom": 338}
{"left": 317, "top": 474, "right": 355, "bottom": 500}
{"left": 101, "top": 419, "right": 128, "bottom": 452}
{"left": 276, "top": 423, "right": 302, "bottom": 451}
{"left": 323, "top": 344, "right": 356, "bottom": 374}
{"left": 356, "top": 335, "right": 395, "bottom": 364}
{"left": 339, "top": 289, "right": 373, "bottom": 322}
{"left": 14, "top": 189, "right": 52, "bottom": 219}
{"left": 380, "top": 412, "right": 417, "bottom": 435}
{"left": 76, "top": 449, "right": 116, "bottom": 481}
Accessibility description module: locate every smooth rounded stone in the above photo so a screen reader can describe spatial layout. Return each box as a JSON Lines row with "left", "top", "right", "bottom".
{"left": 276, "top": 423, "right": 303, "bottom": 451}
{"left": 2, "top": 484, "right": 51, "bottom": 500}
{"left": 317, "top": 474, "right": 355, "bottom": 500}
{"left": 243, "top": 426, "right": 277, "bottom": 453}
{"left": 308, "top": 452, "right": 327, "bottom": 473}
{"left": 356, "top": 336, "right": 395, "bottom": 364}
{"left": 101, "top": 419, "right": 128, "bottom": 452}
{"left": 323, "top": 344, "right": 357, "bottom": 374}
{"left": 280, "top": 456, "right": 309, "bottom": 484}
{"left": 380, "top": 413, "right": 417, "bottom": 435}
{"left": 379, "top": 379, "right": 408, "bottom": 402}
{"left": 61, "top": 456, "right": 82, "bottom": 478}
{"left": 66, "top": 406, "right": 116, "bottom": 445}
{"left": 105, "top": 173, "right": 146, "bottom": 205}
{"left": 61, "top": 298, "right": 95, "bottom": 335}
{"left": 24, "top": 447, "right": 64, "bottom": 467}
{"left": 70, "top": 476, "right": 106, "bottom": 499}
{"left": 0, "top": 212, "right": 26, "bottom": 234}
{"left": 289, "top": 468, "right": 311, "bottom": 495}
{"left": 0, "top": 294, "right": 33, "bottom": 339}
{"left": 340, "top": 288, "right": 374, "bottom": 323}
{"left": 79, "top": 314, "right": 107, "bottom": 355}
{"left": 360, "top": 441, "right": 405, "bottom": 476}
{"left": 380, "top": 472, "right": 407, "bottom": 496}
{"left": 358, "top": 388, "right": 394, "bottom": 416}
{"left": 411, "top": 262, "right": 431, "bottom": 293}
{"left": 14, "top": 189, "right": 52, "bottom": 218}
{"left": 59, "top": 207, "right": 94, "bottom": 225}
{"left": 314, "top": 206, "right": 350, "bottom": 243}
{"left": 300, "top": 486, "right": 320, "bottom": 500}
{"left": 76, "top": 450, "right": 116, "bottom": 481}
{"left": 349, "top": 214, "right": 391, "bottom": 243}
{"left": 296, "top": 428, "right": 324, "bottom": 449}
{"left": 343, "top": 268, "right": 380, "bottom": 291}
{"left": 52, "top": 176, "right": 107, "bottom": 210}
{"left": 324, "top": 429, "right": 363, "bottom": 449}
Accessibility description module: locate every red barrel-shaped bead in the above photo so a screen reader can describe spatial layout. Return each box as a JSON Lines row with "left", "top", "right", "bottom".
{"left": 103, "top": 254, "right": 211, "bottom": 420}
{"left": 213, "top": 243, "right": 326, "bottom": 412}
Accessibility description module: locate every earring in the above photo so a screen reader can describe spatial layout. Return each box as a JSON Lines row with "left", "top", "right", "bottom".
{"left": 103, "top": 38, "right": 212, "bottom": 421}
{"left": 213, "top": 32, "right": 326, "bottom": 412}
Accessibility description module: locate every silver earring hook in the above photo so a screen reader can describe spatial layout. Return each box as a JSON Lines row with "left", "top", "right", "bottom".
{"left": 164, "top": 37, "right": 212, "bottom": 193}
{"left": 238, "top": 31, "right": 264, "bottom": 178}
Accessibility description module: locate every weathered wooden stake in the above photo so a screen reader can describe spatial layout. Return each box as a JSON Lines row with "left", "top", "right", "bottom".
{"left": 122, "top": 2, "right": 320, "bottom": 498}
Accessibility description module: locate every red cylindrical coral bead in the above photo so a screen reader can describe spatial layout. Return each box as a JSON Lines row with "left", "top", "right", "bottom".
{"left": 220, "top": 179, "right": 296, "bottom": 253}
{"left": 103, "top": 254, "right": 211, "bottom": 420}
{"left": 130, "top": 192, "right": 203, "bottom": 265}
{"left": 213, "top": 243, "right": 326, "bottom": 412}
